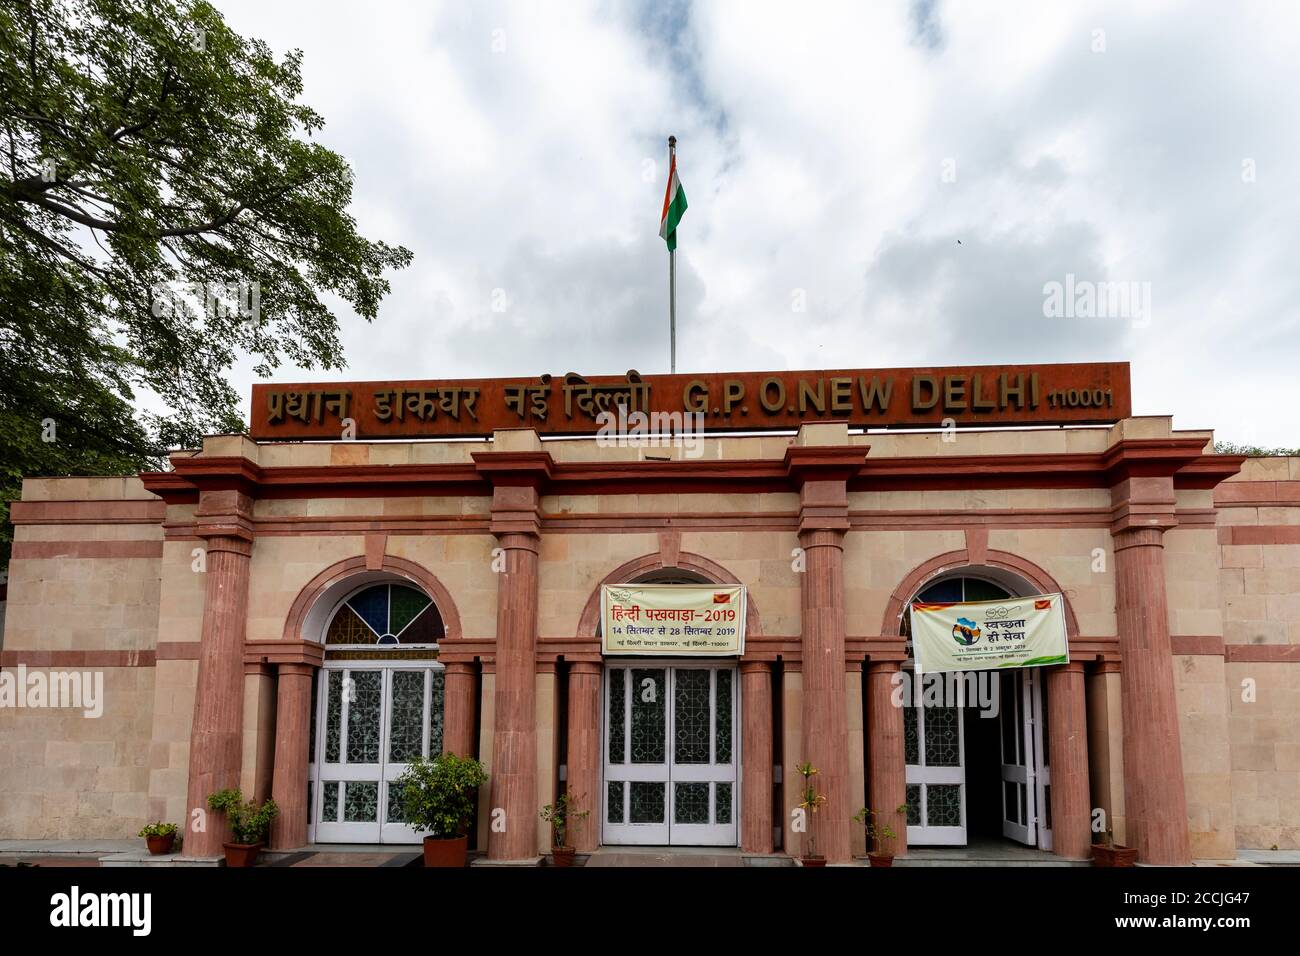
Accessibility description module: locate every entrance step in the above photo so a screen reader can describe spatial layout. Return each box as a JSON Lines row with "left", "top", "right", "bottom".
{"left": 586, "top": 847, "right": 795, "bottom": 867}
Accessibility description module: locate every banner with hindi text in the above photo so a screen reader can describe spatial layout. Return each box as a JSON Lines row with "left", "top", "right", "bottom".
{"left": 601, "top": 584, "right": 746, "bottom": 656}
{"left": 909, "top": 594, "right": 1069, "bottom": 674}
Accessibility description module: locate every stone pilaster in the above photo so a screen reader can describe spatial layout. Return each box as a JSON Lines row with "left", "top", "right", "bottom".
{"left": 183, "top": 490, "right": 254, "bottom": 857}
{"left": 1046, "top": 661, "right": 1091, "bottom": 859}
{"left": 565, "top": 661, "right": 603, "bottom": 852}
{"left": 269, "top": 662, "right": 315, "bottom": 849}
{"left": 1111, "top": 475, "right": 1191, "bottom": 864}
{"left": 740, "top": 661, "right": 774, "bottom": 854}
{"left": 785, "top": 432, "right": 865, "bottom": 863}
{"left": 443, "top": 662, "right": 478, "bottom": 758}
{"left": 866, "top": 660, "right": 908, "bottom": 858}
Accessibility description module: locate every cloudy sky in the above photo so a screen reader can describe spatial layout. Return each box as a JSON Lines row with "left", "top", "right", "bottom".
{"left": 214, "top": 0, "right": 1300, "bottom": 446}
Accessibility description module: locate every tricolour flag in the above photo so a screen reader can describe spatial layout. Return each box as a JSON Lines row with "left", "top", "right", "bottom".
{"left": 659, "top": 154, "right": 688, "bottom": 251}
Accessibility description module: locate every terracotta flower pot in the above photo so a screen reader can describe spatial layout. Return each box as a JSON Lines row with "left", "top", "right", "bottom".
{"left": 867, "top": 852, "right": 894, "bottom": 868}
{"left": 423, "top": 834, "right": 469, "bottom": 868}
{"left": 222, "top": 842, "right": 262, "bottom": 868}
{"left": 145, "top": 833, "right": 175, "bottom": 855}
{"left": 1091, "top": 843, "right": 1138, "bottom": 867}
{"left": 801, "top": 856, "right": 827, "bottom": 867}
{"left": 551, "top": 845, "right": 576, "bottom": 868}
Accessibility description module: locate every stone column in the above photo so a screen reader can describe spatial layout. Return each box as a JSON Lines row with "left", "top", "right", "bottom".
{"left": 1111, "top": 475, "right": 1191, "bottom": 865}
{"left": 1046, "top": 661, "right": 1091, "bottom": 859}
{"left": 269, "top": 662, "right": 315, "bottom": 850}
{"left": 785, "top": 432, "right": 864, "bottom": 864}
{"left": 740, "top": 661, "right": 773, "bottom": 854}
{"left": 476, "top": 438, "right": 552, "bottom": 862}
{"left": 183, "top": 490, "right": 254, "bottom": 857}
{"left": 566, "top": 661, "right": 602, "bottom": 852}
{"left": 443, "top": 662, "right": 478, "bottom": 758}
{"left": 866, "top": 660, "right": 908, "bottom": 858}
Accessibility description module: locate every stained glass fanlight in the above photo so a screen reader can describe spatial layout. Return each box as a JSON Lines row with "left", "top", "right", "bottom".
{"left": 325, "top": 583, "right": 444, "bottom": 647}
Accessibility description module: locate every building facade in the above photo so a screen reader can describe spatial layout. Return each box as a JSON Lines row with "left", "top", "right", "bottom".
{"left": 1, "top": 366, "right": 1297, "bottom": 863}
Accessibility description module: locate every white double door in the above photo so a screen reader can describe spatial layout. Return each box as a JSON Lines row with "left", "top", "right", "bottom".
{"left": 602, "top": 663, "right": 739, "bottom": 846}
{"left": 904, "top": 668, "right": 1052, "bottom": 849}
{"left": 310, "top": 663, "right": 444, "bottom": 844}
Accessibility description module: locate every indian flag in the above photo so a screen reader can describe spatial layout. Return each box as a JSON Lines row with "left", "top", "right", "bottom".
{"left": 659, "top": 154, "right": 688, "bottom": 251}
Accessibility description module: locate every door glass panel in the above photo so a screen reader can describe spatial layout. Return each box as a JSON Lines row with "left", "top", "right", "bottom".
{"left": 429, "top": 669, "right": 445, "bottom": 755}
{"left": 386, "top": 781, "right": 409, "bottom": 824}
{"left": 715, "top": 669, "right": 733, "bottom": 763}
{"left": 608, "top": 669, "right": 626, "bottom": 764}
{"left": 1039, "top": 676, "right": 1050, "bottom": 767}
{"left": 343, "top": 781, "right": 378, "bottom": 822}
{"left": 346, "top": 670, "right": 382, "bottom": 763}
{"left": 1043, "top": 785, "right": 1052, "bottom": 829}
{"left": 325, "top": 670, "right": 343, "bottom": 762}
{"left": 923, "top": 705, "right": 960, "bottom": 766}
{"left": 926, "top": 784, "right": 961, "bottom": 826}
{"left": 905, "top": 784, "right": 921, "bottom": 825}
{"left": 1004, "top": 781, "right": 1018, "bottom": 823}
{"left": 607, "top": 782, "right": 625, "bottom": 823}
{"left": 903, "top": 705, "right": 919, "bottom": 764}
{"left": 674, "top": 669, "right": 711, "bottom": 764}
{"left": 716, "top": 783, "right": 732, "bottom": 824}
{"left": 674, "top": 782, "right": 709, "bottom": 823}
{"left": 322, "top": 782, "right": 339, "bottom": 822}
{"left": 629, "top": 781, "right": 665, "bottom": 823}
{"left": 388, "top": 670, "right": 425, "bottom": 762}
{"left": 630, "top": 669, "right": 666, "bottom": 764}
{"left": 1019, "top": 783, "right": 1028, "bottom": 825}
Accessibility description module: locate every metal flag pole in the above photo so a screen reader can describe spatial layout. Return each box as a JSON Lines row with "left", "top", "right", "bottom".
{"left": 668, "top": 135, "right": 677, "bottom": 374}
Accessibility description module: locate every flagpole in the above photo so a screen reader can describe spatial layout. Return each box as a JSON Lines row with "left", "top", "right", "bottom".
{"left": 668, "top": 135, "right": 677, "bottom": 374}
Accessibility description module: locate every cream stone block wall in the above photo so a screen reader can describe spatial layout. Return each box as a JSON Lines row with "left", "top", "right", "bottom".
{"left": 156, "top": 539, "right": 207, "bottom": 645}
{"left": 988, "top": 529, "right": 1117, "bottom": 636}
{"left": 146, "top": 659, "right": 197, "bottom": 825}
{"left": 0, "top": 666, "right": 154, "bottom": 839}
{"left": 537, "top": 532, "right": 655, "bottom": 638}
{"left": 1225, "top": 661, "right": 1300, "bottom": 849}
{"left": 845, "top": 530, "right": 965, "bottom": 634}
{"left": 388, "top": 534, "right": 501, "bottom": 639}
{"left": 1164, "top": 528, "right": 1225, "bottom": 637}
{"left": 678, "top": 530, "right": 802, "bottom": 636}
{"left": 1172, "top": 655, "right": 1236, "bottom": 858}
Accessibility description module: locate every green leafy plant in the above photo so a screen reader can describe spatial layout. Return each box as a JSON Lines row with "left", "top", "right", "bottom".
{"left": 206, "top": 789, "right": 278, "bottom": 845}
{"left": 852, "top": 805, "right": 905, "bottom": 855}
{"left": 540, "top": 791, "right": 591, "bottom": 849}
{"left": 795, "top": 762, "right": 827, "bottom": 859}
{"left": 137, "top": 821, "right": 178, "bottom": 838}
{"left": 396, "top": 753, "right": 488, "bottom": 839}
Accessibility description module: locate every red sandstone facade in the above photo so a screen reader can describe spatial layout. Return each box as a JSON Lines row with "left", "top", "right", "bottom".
{"left": 2, "top": 414, "right": 1298, "bottom": 863}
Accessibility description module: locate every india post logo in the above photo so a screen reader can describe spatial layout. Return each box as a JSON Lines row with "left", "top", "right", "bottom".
{"left": 951, "top": 617, "right": 981, "bottom": 646}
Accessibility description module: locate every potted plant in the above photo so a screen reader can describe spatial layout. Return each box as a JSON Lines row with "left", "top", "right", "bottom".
{"left": 138, "top": 821, "right": 178, "bottom": 855}
{"left": 853, "top": 805, "right": 907, "bottom": 867}
{"left": 795, "top": 762, "right": 828, "bottom": 867}
{"left": 396, "top": 752, "right": 488, "bottom": 867}
{"left": 540, "top": 791, "right": 590, "bottom": 867}
{"left": 206, "top": 789, "right": 278, "bottom": 868}
{"left": 1091, "top": 826, "right": 1138, "bottom": 867}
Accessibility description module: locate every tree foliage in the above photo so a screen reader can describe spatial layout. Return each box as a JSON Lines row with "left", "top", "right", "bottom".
{"left": 0, "top": 0, "right": 411, "bottom": 565}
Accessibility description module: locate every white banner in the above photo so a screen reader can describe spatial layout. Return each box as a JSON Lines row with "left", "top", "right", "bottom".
{"left": 909, "top": 593, "right": 1069, "bottom": 674}
{"left": 601, "top": 584, "right": 746, "bottom": 656}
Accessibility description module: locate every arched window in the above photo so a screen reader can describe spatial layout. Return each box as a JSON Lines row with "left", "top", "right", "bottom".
{"left": 325, "top": 582, "right": 445, "bottom": 649}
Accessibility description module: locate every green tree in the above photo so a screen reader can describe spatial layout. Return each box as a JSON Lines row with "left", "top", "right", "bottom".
{"left": 0, "top": 0, "right": 412, "bottom": 567}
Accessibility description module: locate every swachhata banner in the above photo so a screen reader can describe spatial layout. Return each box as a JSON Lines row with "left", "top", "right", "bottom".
{"left": 602, "top": 584, "right": 745, "bottom": 655}
{"left": 909, "top": 593, "right": 1069, "bottom": 674}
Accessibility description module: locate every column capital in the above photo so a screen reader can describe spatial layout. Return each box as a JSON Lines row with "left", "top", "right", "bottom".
{"left": 1111, "top": 525, "right": 1168, "bottom": 552}
{"left": 194, "top": 489, "right": 256, "bottom": 544}
{"left": 443, "top": 661, "right": 477, "bottom": 677}
{"left": 739, "top": 660, "right": 770, "bottom": 676}
{"left": 569, "top": 660, "right": 603, "bottom": 676}
{"left": 1109, "top": 475, "right": 1177, "bottom": 536}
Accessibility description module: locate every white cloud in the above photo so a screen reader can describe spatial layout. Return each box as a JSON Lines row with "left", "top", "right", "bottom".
{"left": 213, "top": 0, "right": 1300, "bottom": 445}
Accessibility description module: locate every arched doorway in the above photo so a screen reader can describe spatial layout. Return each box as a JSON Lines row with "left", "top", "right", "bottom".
{"left": 600, "top": 568, "right": 740, "bottom": 847}
{"left": 898, "top": 568, "right": 1054, "bottom": 852}
{"left": 308, "top": 575, "right": 447, "bottom": 844}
